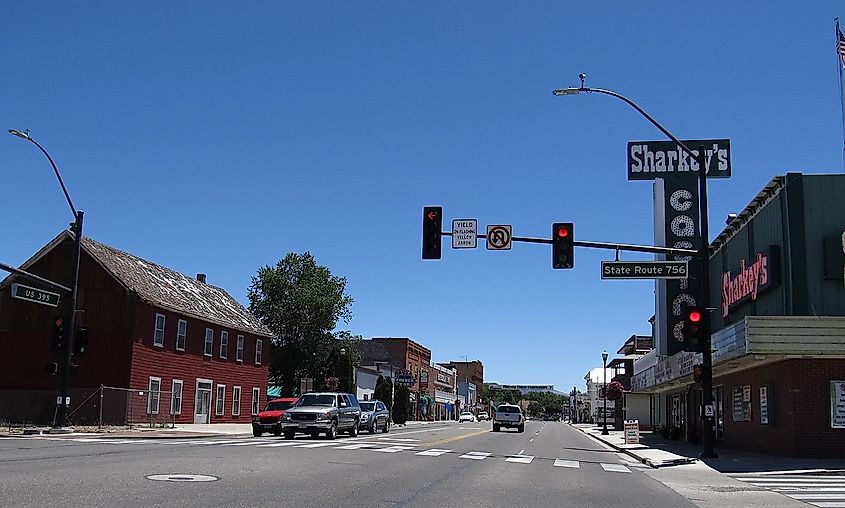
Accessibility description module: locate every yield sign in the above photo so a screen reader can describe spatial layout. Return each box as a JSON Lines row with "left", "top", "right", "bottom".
{"left": 486, "top": 225, "right": 512, "bottom": 250}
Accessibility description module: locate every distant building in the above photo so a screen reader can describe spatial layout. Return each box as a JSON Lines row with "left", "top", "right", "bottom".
{"left": 0, "top": 232, "right": 273, "bottom": 426}
{"left": 486, "top": 383, "right": 566, "bottom": 396}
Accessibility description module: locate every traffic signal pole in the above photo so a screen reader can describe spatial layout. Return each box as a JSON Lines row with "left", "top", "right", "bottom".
{"left": 56, "top": 210, "right": 83, "bottom": 430}
{"left": 696, "top": 145, "right": 717, "bottom": 458}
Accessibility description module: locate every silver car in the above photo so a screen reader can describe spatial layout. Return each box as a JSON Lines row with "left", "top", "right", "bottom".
{"left": 281, "top": 392, "right": 361, "bottom": 440}
{"left": 359, "top": 400, "right": 391, "bottom": 434}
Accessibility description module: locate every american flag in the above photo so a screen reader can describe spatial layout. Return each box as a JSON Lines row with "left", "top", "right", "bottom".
{"left": 839, "top": 23, "right": 845, "bottom": 66}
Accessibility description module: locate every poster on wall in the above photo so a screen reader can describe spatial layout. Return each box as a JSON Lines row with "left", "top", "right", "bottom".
{"left": 732, "top": 385, "right": 752, "bottom": 422}
{"left": 760, "top": 385, "right": 769, "bottom": 425}
{"left": 831, "top": 381, "right": 845, "bottom": 429}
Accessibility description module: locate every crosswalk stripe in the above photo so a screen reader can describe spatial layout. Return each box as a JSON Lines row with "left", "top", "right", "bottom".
{"left": 553, "top": 459, "right": 580, "bottom": 468}
{"left": 600, "top": 463, "right": 631, "bottom": 473}
{"left": 459, "top": 452, "right": 491, "bottom": 460}
{"left": 416, "top": 449, "right": 452, "bottom": 457}
{"left": 256, "top": 442, "right": 301, "bottom": 447}
{"left": 505, "top": 455, "right": 534, "bottom": 464}
{"left": 335, "top": 443, "right": 378, "bottom": 450}
{"left": 374, "top": 445, "right": 416, "bottom": 453}
{"left": 376, "top": 437, "right": 419, "bottom": 442}
{"left": 297, "top": 442, "right": 341, "bottom": 448}
{"left": 787, "top": 494, "right": 845, "bottom": 500}
{"left": 222, "top": 440, "right": 266, "bottom": 446}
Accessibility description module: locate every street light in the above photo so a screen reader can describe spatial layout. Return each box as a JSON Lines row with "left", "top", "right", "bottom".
{"left": 554, "top": 74, "right": 717, "bottom": 458}
{"left": 9, "top": 129, "right": 83, "bottom": 432}
{"left": 601, "top": 350, "right": 609, "bottom": 435}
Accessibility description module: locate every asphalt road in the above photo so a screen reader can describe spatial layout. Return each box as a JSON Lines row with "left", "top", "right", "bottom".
{"left": 0, "top": 421, "right": 697, "bottom": 508}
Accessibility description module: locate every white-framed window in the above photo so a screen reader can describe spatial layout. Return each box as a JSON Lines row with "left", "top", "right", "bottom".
{"left": 236, "top": 335, "right": 245, "bottom": 362}
{"left": 220, "top": 331, "right": 229, "bottom": 359}
{"left": 153, "top": 314, "right": 165, "bottom": 347}
{"left": 251, "top": 387, "right": 261, "bottom": 415}
{"left": 215, "top": 384, "right": 226, "bottom": 416}
{"left": 255, "top": 339, "right": 263, "bottom": 365}
{"left": 148, "top": 377, "right": 161, "bottom": 414}
{"left": 204, "top": 328, "right": 213, "bottom": 356}
{"left": 232, "top": 386, "right": 241, "bottom": 416}
{"left": 176, "top": 319, "right": 187, "bottom": 351}
{"left": 171, "top": 379, "right": 183, "bottom": 415}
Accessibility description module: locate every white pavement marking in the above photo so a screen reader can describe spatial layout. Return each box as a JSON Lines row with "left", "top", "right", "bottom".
{"left": 810, "top": 503, "right": 845, "bottom": 508}
{"left": 373, "top": 445, "right": 416, "bottom": 453}
{"left": 459, "top": 452, "right": 491, "bottom": 460}
{"left": 375, "top": 437, "right": 419, "bottom": 442}
{"left": 335, "top": 443, "right": 378, "bottom": 450}
{"left": 787, "top": 494, "right": 845, "bottom": 500}
{"left": 518, "top": 449, "right": 525, "bottom": 455}
{"left": 296, "top": 442, "right": 341, "bottom": 448}
{"left": 505, "top": 455, "right": 534, "bottom": 464}
{"left": 748, "top": 478, "right": 845, "bottom": 483}
{"left": 600, "top": 463, "right": 631, "bottom": 473}
{"left": 416, "top": 449, "right": 452, "bottom": 457}
{"left": 222, "top": 440, "right": 266, "bottom": 446}
{"left": 256, "top": 442, "right": 301, "bottom": 448}
{"left": 553, "top": 459, "right": 580, "bottom": 468}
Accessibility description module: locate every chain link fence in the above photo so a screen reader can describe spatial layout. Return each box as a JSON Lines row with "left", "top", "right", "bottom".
{"left": 66, "top": 385, "right": 175, "bottom": 429}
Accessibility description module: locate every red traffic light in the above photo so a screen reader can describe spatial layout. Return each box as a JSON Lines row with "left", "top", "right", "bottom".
{"left": 557, "top": 227, "right": 569, "bottom": 238}
{"left": 688, "top": 310, "right": 702, "bottom": 323}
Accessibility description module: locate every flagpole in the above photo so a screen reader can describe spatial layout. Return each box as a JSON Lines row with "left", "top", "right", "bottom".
{"left": 837, "top": 18, "right": 845, "bottom": 171}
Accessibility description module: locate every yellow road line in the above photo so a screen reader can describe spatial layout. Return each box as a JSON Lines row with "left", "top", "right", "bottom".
{"left": 424, "top": 429, "right": 490, "bottom": 447}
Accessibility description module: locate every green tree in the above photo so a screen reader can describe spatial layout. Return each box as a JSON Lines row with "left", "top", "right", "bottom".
{"left": 527, "top": 401, "right": 543, "bottom": 417}
{"left": 393, "top": 385, "right": 410, "bottom": 425}
{"left": 374, "top": 375, "right": 393, "bottom": 410}
{"left": 247, "top": 252, "right": 354, "bottom": 396}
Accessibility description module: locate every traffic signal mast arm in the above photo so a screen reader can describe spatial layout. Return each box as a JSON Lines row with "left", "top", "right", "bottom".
{"left": 441, "top": 231, "right": 700, "bottom": 257}
{"left": 0, "top": 261, "right": 72, "bottom": 294}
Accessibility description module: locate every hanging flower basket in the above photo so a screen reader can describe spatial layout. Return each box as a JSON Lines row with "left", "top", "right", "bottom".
{"left": 605, "top": 381, "right": 625, "bottom": 401}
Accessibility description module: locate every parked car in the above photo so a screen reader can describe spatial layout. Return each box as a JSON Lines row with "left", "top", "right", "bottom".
{"left": 477, "top": 411, "right": 490, "bottom": 421}
{"left": 493, "top": 403, "right": 525, "bottom": 432}
{"left": 458, "top": 411, "right": 477, "bottom": 423}
{"left": 252, "top": 397, "right": 299, "bottom": 437}
{"left": 281, "top": 392, "right": 361, "bottom": 440}
{"left": 359, "top": 400, "right": 391, "bottom": 434}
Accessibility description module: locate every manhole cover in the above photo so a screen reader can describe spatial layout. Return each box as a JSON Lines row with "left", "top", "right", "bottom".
{"left": 146, "top": 474, "right": 219, "bottom": 482}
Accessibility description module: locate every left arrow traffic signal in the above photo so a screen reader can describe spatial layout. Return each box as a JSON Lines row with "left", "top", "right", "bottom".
{"left": 422, "top": 206, "right": 442, "bottom": 260}
{"left": 51, "top": 317, "right": 64, "bottom": 351}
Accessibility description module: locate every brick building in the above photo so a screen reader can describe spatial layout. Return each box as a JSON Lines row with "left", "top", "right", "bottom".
{"left": 0, "top": 231, "right": 273, "bottom": 426}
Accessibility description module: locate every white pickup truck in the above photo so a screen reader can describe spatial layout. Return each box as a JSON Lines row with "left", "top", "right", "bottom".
{"left": 493, "top": 404, "right": 525, "bottom": 433}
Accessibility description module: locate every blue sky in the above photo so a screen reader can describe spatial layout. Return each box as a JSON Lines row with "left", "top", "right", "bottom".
{"left": 3, "top": 2, "right": 844, "bottom": 393}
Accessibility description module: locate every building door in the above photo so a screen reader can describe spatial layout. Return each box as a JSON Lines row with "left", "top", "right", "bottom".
{"left": 195, "top": 379, "right": 212, "bottom": 424}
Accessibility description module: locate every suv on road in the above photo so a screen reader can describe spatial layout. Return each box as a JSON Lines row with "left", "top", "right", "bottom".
{"left": 252, "top": 397, "right": 299, "bottom": 437}
{"left": 281, "top": 392, "right": 361, "bottom": 440}
{"left": 359, "top": 399, "right": 391, "bottom": 434}
{"left": 493, "top": 403, "right": 525, "bottom": 433}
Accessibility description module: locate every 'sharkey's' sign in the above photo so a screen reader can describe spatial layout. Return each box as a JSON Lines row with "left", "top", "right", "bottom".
{"left": 627, "top": 139, "right": 731, "bottom": 180}
{"left": 721, "top": 246, "right": 780, "bottom": 317}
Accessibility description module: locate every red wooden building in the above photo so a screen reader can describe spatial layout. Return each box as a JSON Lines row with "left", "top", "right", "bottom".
{"left": 0, "top": 231, "right": 273, "bottom": 426}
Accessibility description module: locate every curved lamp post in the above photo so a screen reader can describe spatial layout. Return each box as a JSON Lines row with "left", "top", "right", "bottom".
{"left": 601, "top": 350, "right": 609, "bottom": 435}
{"left": 9, "top": 129, "right": 83, "bottom": 432}
{"left": 553, "top": 75, "right": 716, "bottom": 458}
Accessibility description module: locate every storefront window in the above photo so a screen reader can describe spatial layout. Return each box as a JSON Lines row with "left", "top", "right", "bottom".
{"left": 713, "top": 386, "right": 724, "bottom": 438}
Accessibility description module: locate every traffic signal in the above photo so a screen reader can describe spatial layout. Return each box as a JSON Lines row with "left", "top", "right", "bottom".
{"left": 552, "top": 223, "right": 574, "bottom": 269}
{"left": 692, "top": 364, "right": 710, "bottom": 383}
{"left": 681, "top": 307, "right": 707, "bottom": 352}
{"left": 422, "top": 206, "right": 442, "bottom": 260}
{"left": 51, "top": 317, "right": 64, "bottom": 351}
{"left": 44, "top": 361, "right": 58, "bottom": 375}
{"left": 74, "top": 327, "right": 90, "bottom": 356}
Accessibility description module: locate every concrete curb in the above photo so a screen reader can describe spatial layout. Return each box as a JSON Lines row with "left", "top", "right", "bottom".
{"left": 572, "top": 424, "right": 697, "bottom": 469}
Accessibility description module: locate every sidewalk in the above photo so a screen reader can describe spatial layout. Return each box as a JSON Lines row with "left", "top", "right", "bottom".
{"left": 572, "top": 423, "right": 845, "bottom": 473}
{"left": 4, "top": 418, "right": 456, "bottom": 440}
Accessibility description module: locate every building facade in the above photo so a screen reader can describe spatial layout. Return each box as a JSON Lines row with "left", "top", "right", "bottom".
{"left": 632, "top": 173, "right": 845, "bottom": 457}
{"left": 0, "top": 232, "right": 273, "bottom": 426}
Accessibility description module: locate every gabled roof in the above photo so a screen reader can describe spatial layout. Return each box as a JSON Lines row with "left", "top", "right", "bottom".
{"left": 2, "top": 230, "right": 273, "bottom": 338}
